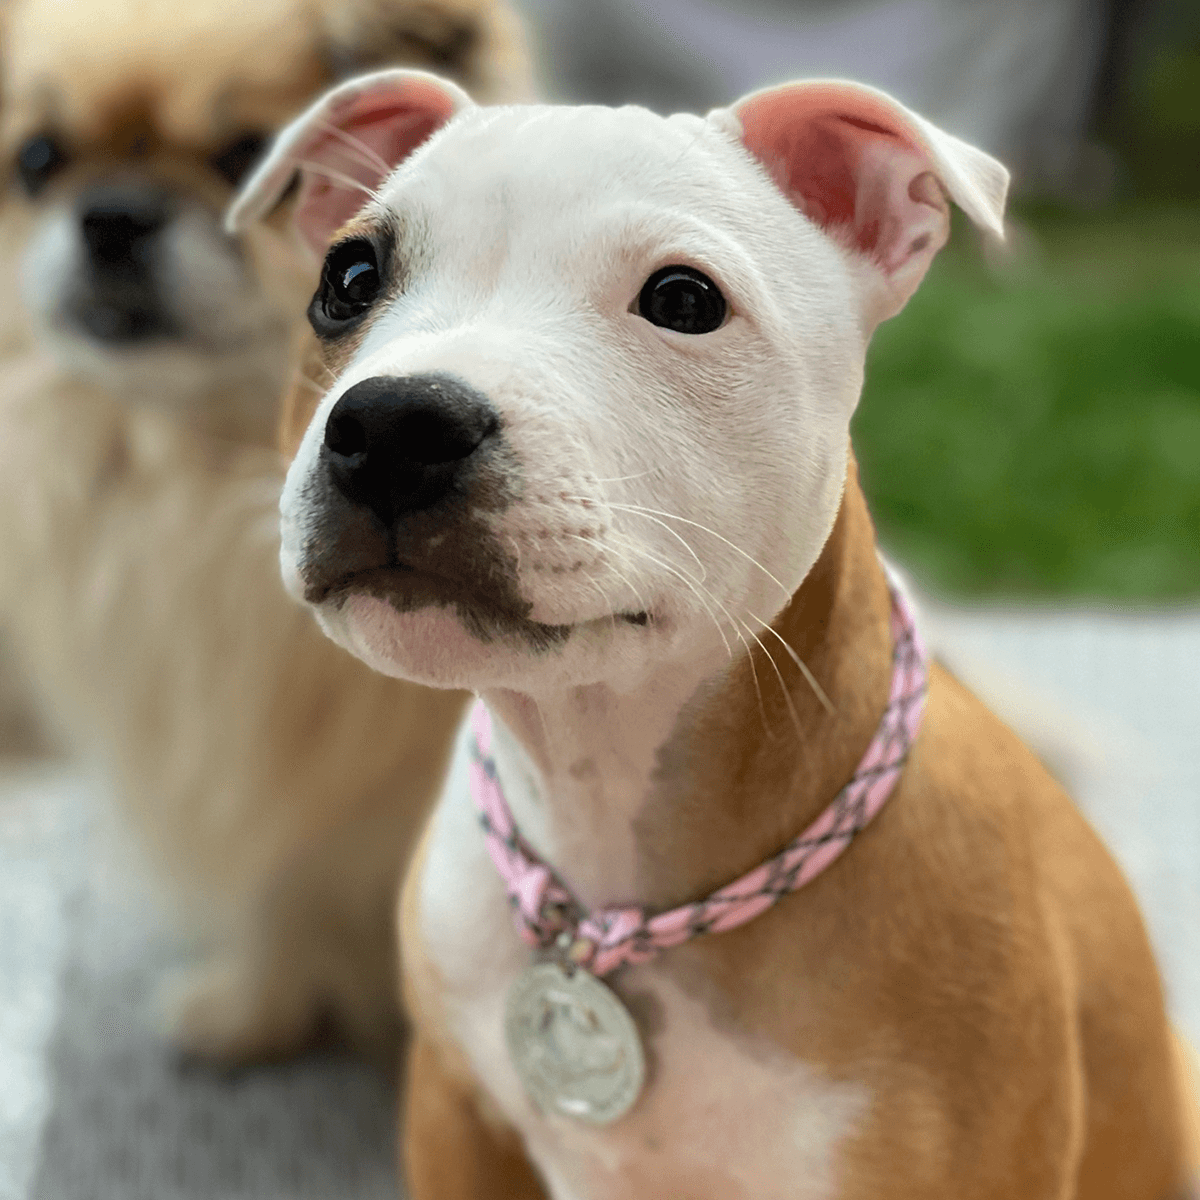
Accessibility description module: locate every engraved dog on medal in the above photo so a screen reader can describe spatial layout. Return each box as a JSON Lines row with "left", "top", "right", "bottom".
{"left": 505, "top": 960, "right": 646, "bottom": 1125}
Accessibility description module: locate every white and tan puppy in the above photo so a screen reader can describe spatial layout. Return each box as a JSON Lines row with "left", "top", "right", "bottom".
{"left": 0, "top": 0, "right": 530, "bottom": 1062}
{"left": 232, "top": 72, "right": 1200, "bottom": 1195}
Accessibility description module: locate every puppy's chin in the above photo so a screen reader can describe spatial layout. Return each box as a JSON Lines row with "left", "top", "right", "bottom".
{"left": 316, "top": 595, "right": 547, "bottom": 692}
{"left": 312, "top": 592, "right": 675, "bottom": 694}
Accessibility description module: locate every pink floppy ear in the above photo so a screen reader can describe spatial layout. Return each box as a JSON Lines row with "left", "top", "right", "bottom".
{"left": 226, "top": 68, "right": 473, "bottom": 258}
{"left": 719, "top": 80, "right": 1009, "bottom": 326}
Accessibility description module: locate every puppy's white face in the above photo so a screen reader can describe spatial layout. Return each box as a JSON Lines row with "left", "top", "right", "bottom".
{"left": 253, "top": 73, "right": 1006, "bottom": 695}
{"left": 282, "top": 106, "right": 863, "bottom": 693}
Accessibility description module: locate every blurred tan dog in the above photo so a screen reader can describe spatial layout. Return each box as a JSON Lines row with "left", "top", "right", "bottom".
{"left": 0, "top": 0, "right": 530, "bottom": 1061}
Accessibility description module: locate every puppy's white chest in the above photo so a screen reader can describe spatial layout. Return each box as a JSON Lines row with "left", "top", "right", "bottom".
{"left": 416, "top": 739, "right": 869, "bottom": 1200}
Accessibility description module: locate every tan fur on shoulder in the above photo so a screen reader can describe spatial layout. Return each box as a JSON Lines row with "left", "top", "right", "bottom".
{"left": 401, "top": 470, "right": 1196, "bottom": 1196}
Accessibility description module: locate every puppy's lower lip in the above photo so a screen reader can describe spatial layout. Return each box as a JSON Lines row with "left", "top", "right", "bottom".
{"left": 305, "top": 563, "right": 654, "bottom": 632}
{"left": 303, "top": 563, "right": 414, "bottom": 606}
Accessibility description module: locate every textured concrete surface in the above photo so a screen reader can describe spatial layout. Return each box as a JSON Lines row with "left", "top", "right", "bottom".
{"left": 0, "top": 768, "right": 399, "bottom": 1200}
{"left": 0, "top": 605, "right": 1196, "bottom": 1198}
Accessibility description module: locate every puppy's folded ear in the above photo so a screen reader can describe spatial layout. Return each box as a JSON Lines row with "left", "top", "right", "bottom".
{"left": 225, "top": 68, "right": 473, "bottom": 258}
{"left": 713, "top": 80, "right": 1009, "bottom": 327}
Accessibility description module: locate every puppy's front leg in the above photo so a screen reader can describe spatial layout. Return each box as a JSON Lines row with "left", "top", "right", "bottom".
{"left": 403, "top": 1036, "right": 547, "bottom": 1200}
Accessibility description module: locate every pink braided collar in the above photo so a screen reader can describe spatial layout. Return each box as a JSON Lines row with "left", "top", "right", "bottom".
{"left": 470, "top": 585, "right": 927, "bottom": 978}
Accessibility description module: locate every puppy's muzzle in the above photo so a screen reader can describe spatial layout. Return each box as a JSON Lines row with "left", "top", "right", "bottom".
{"left": 299, "top": 372, "right": 530, "bottom": 635}
{"left": 73, "top": 185, "right": 174, "bottom": 342}
{"left": 322, "top": 373, "right": 499, "bottom": 528}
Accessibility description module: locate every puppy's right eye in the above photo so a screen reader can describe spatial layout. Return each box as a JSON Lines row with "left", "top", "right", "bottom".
{"left": 16, "top": 135, "right": 68, "bottom": 196}
{"left": 637, "top": 265, "right": 727, "bottom": 335}
{"left": 310, "top": 239, "right": 382, "bottom": 333}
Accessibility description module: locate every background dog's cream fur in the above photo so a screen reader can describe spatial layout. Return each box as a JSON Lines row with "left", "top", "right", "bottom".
{"left": 0, "top": 0, "right": 530, "bottom": 1060}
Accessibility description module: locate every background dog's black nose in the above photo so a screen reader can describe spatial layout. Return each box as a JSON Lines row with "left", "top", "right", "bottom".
{"left": 323, "top": 374, "right": 498, "bottom": 526}
{"left": 80, "top": 189, "right": 170, "bottom": 271}
{"left": 72, "top": 187, "right": 174, "bottom": 343}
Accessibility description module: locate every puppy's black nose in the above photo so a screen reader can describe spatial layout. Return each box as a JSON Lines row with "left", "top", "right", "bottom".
{"left": 323, "top": 374, "right": 498, "bottom": 526}
{"left": 79, "top": 189, "right": 170, "bottom": 272}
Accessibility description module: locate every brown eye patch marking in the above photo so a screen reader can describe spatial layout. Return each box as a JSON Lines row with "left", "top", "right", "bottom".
{"left": 284, "top": 213, "right": 416, "bottom": 461}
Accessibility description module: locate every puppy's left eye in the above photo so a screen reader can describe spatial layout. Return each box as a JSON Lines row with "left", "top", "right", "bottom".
{"left": 637, "top": 265, "right": 726, "bottom": 334}
{"left": 309, "top": 238, "right": 382, "bottom": 334}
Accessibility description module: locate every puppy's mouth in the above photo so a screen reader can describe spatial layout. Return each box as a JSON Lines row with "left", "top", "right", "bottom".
{"left": 310, "top": 564, "right": 652, "bottom": 639}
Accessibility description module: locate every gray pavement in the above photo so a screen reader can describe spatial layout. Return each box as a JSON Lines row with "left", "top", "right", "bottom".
{"left": 0, "top": 604, "right": 1197, "bottom": 1198}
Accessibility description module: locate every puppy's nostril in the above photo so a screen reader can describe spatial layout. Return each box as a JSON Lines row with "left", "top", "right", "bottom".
{"left": 325, "top": 410, "right": 367, "bottom": 458}
{"left": 403, "top": 409, "right": 489, "bottom": 465}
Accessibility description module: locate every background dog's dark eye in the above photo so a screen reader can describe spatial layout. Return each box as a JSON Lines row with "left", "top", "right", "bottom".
{"left": 637, "top": 266, "right": 726, "bottom": 334}
{"left": 311, "top": 239, "right": 382, "bottom": 330}
{"left": 210, "top": 133, "right": 268, "bottom": 186}
{"left": 16, "top": 135, "right": 68, "bottom": 196}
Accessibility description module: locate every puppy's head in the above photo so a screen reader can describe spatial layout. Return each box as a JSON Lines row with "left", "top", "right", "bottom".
{"left": 231, "top": 71, "right": 1006, "bottom": 692}
{"left": 0, "top": 0, "right": 530, "bottom": 416}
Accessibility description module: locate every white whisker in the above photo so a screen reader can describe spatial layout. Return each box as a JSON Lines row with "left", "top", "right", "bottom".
{"left": 612, "top": 536, "right": 788, "bottom": 739}
{"left": 529, "top": 695, "right": 551, "bottom": 752}
{"left": 612, "top": 534, "right": 735, "bottom": 661}
{"left": 579, "top": 570, "right": 620, "bottom": 637}
{"left": 735, "top": 616, "right": 805, "bottom": 744}
{"left": 738, "top": 623, "right": 772, "bottom": 740}
{"left": 295, "top": 160, "right": 382, "bottom": 202}
{"left": 749, "top": 615, "right": 836, "bottom": 716}
{"left": 604, "top": 502, "right": 791, "bottom": 602}
{"left": 589, "top": 470, "right": 656, "bottom": 485}
{"left": 302, "top": 356, "right": 338, "bottom": 387}
{"left": 314, "top": 118, "right": 391, "bottom": 176}
{"left": 295, "top": 374, "right": 327, "bottom": 395}
{"left": 596, "top": 555, "right": 651, "bottom": 619}
{"left": 570, "top": 499, "right": 708, "bottom": 583}
{"left": 561, "top": 535, "right": 651, "bottom": 618}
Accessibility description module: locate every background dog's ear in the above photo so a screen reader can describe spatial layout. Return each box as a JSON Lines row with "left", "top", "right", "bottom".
{"left": 716, "top": 80, "right": 1009, "bottom": 327}
{"left": 226, "top": 68, "right": 473, "bottom": 258}
{"left": 317, "top": 0, "right": 534, "bottom": 105}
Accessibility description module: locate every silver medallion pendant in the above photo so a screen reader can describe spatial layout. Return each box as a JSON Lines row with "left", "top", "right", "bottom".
{"left": 505, "top": 960, "right": 645, "bottom": 1126}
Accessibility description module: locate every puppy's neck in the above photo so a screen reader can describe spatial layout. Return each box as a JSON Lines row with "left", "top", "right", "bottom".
{"left": 481, "top": 461, "right": 894, "bottom": 913}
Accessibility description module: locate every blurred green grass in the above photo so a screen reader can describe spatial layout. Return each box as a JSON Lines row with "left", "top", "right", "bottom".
{"left": 853, "top": 204, "right": 1200, "bottom": 600}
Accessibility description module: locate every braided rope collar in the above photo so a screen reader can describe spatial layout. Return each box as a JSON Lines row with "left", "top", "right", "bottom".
{"left": 470, "top": 585, "right": 928, "bottom": 978}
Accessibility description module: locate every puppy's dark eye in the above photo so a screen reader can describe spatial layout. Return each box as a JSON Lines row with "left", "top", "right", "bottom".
{"left": 310, "top": 239, "right": 382, "bottom": 332}
{"left": 637, "top": 265, "right": 726, "bottom": 334}
{"left": 210, "top": 132, "right": 268, "bottom": 186}
{"left": 16, "top": 134, "right": 68, "bottom": 196}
